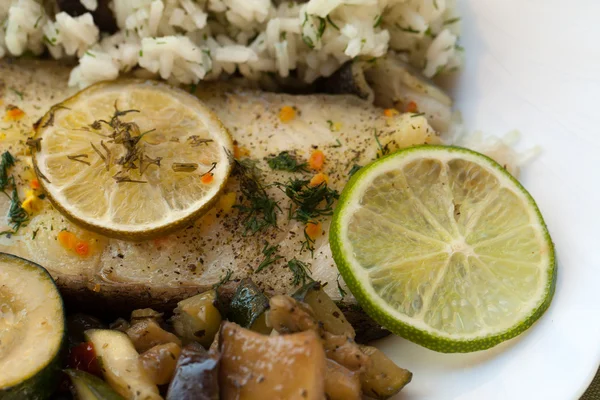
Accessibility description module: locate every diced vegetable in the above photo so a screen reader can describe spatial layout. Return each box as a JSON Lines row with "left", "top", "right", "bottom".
{"left": 0, "top": 253, "right": 65, "bottom": 400}
{"left": 84, "top": 329, "right": 161, "bottom": 400}
{"left": 359, "top": 345, "right": 412, "bottom": 399}
{"left": 172, "top": 290, "right": 222, "bottom": 347}
{"left": 267, "top": 295, "right": 369, "bottom": 372}
{"left": 126, "top": 319, "right": 182, "bottom": 353}
{"left": 293, "top": 281, "right": 355, "bottom": 338}
{"left": 166, "top": 342, "right": 219, "bottom": 400}
{"left": 131, "top": 309, "right": 163, "bottom": 323}
{"left": 67, "top": 314, "right": 106, "bottom": 347}
{"left": 66, "top": 342, "right": 102, "bottom": 378}
{"left": 140, "top": 343, "right": 182, "bottom": 385}
{"left": 219, "top": 322, "right": 326, "bottom": 400}
{"left": 228, "top": 279, "right": 271, "bottom": 334}
{"left": 64, "top": 369, "right": 124, "bottom": 400}
{"left": 324, "top": 360, "right": 361, "bottom": 400}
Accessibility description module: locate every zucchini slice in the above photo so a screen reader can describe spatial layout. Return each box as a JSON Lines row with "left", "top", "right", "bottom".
{"left": 228, "top": 279, "right": 270, "bottom": 334}
{"left": 0, "top": 253, "right": 65, "bottom": 400}
{"left": 84, "top": 329, "right": 161, "bottom": 400}
{"left": 64, "top": 369, "right": 124, "bottom": 400}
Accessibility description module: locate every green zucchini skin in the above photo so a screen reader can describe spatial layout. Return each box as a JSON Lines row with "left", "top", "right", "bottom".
{"left": 227, "top": 279, "right": 270, "bottom": 330}
{"left": 0, "top": 253, "right": 66, "bottom": 400}
{"left": 64, "top": 369, "right": 125, "bottom": 400}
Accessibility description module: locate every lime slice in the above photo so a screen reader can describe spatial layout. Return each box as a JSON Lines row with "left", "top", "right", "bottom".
{"left": 32, "top": 80, "right": 233, "bottom": 240}
{"left": 330, "top": 145, "right": 556, "bottom": 352}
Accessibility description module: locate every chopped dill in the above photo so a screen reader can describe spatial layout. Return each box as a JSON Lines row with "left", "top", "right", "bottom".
{"left": 374, "top": 130, "right": 390, "bottom": 158}
{"left": 1, "top": 186, "right": 29, "bottom": 236}
{"left": 32, "top": 228, "right": 39, "bottom": 240}
{"left": 331, "top": 139, "right": 342, "bottom": 148}
{"left": 10, "top": 88, "right": 23, "bottom": 100}
{"left": 373, "top": 14, "right": 383, "bottom": 28}
{"left": 395, "top": 24, "right": 420, "bottom": 34}
{"left": 444, "top": 17, "right": 461, "bottom": 25}
{"left": 232, "top": 157, "right": 280, "bottom": 235}
{"left": 348, "top": 164, "right": 362, "bottom": 177}
{"left": 337, "top": 273, "right": 347, "bottom": 299}
{"left": 326, "top": 120, "right": 334, "bottom": 130}
{"left": 326, "top": 15, "right": 339, "bottom": 30}
{"left": 287, "top": 258, "right": 313, "bottom": 286}
{"left": 302, "top": 34, "right": 315, "bottom": 49}
{"left": 0, "top": 151, "right": 16, "bottom": 191}
{"left": 279, "top": 178, "right": 339, "bottom": 224}
{"left": 317, "top": 17, "right": 326, "bottom": 38}
{"left": 266, "top": 151, "right": 307, "bottom": 172}
{"left": 255, "top": 241, "right": 284, "bottom": 273}
{"left": 411, "top": 112, "right": 426, "bottom": 118}
{"left": 212, "top": 269, "right": 233, "bottom": 290}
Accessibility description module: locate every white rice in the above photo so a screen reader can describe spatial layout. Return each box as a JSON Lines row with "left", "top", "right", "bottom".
{"left": 0, "top": 0, "right": 463, "bottom": 89}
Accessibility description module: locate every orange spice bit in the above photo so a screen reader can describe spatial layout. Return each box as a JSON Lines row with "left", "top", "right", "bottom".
{"left": 75, "top": 240, "right": 90, "bottom": 257}
{"left": 30, "top": 179, "right": 40, "bottom": 190}
{"left": 383, "top": 108, "right": 399, "bottom": 117}
{"left": 308, "top": 149, "right": 325, "bottom": 171}
{"left": 233, "top": 144, "right": 249, "bottom": 159}
{"left": 58, "top": 231, "right": 78, "bottom": 251}
{"left": 305, "top": 221, "right": 322, "bottom": 241}
{"left": 405, "top": 101, "right": 418, "bottom": 113}
{"left": 201, "top": 173, "right": 214, "bottom": 184}
{"left": 279, "top": 106, "right": 296, "bottom": 123}
{"left": 4, "top": 105, "right": 25, "bottom": 121}
{"left": 309, "top": 173, "right": 329, "bottom": 187}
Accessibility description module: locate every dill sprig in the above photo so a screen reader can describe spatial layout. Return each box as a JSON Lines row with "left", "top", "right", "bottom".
{"left": 279, "top": 178, "right": 339, "bottom": 224}
{"left": 337, "top": 273, "right": 347, "bottom": 299}
{"left": 348, "top": 164, "right": 362, "bottom": 177}
{"left": 212, "top": 269, "right": 233, "bottom": 290}
{"left": 5, "top": 186, "right": 28, "bottom": 232}
{"left": 266, "top": 151, "right": 308, "bottom": 172}
{"left": 374, "top": 130, "right": 390, "bottom": 158}
{"left": 287, "top": 258, "right": 313, "bottom": 286}
{"left": 0, "top": 151, "right": 15, "bottom": 191}
{"left": 232, "top": 157, "right": 280, "bottom": 235}
{"left": 255, "top": 241, "right": 284, "bottom": 273}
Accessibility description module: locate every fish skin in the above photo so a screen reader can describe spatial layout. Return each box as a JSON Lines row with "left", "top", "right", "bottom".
{"left": 0, "top": 60, "right": 440, "bottom": 320}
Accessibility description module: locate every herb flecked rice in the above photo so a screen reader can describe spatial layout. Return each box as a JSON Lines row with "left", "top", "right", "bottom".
{"left": 0, "top": 0, "right": 462, "bottom": 89}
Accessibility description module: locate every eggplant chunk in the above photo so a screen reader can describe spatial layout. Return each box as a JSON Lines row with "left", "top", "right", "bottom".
{"left": 172, "top": 290, "right": 222, "bottom": 347}
{"left": 219, "top": 322, "right": 326, "bottom": 400}
{"left": 325, "top": 359, "right": 361, "bottom": 400}
{"left": 140, "top": 342, "right": 182, "bottom": 386}
{"left": 126, "top": 319, "right": 182, "bottom": 353}
{"left": 166, "top": 342, "right": 219, "bottom": 400}
{"left": 359, "top": 345, "right": 412, "bottom": 399}
{"left": 293, "top": 282, "right": 355, "bottom": 338}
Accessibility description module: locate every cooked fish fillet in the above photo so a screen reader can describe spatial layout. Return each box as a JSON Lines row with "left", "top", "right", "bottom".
{"left": 0, "top": 60, "right": 441, "bottom": 335}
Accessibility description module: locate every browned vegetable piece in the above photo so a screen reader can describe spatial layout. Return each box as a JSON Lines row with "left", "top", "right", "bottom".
{"left": 219, "top": 322, "right": 326, "bottom": 400}
{"left": 325, "top": 359, "right": 361, "bottom": 400}
{"left": 131, "top": 308, "right": 163, "bottom": 322}
{"left": 140, "top": 342, "right": 182, "bottom": 385}
{"left": 126, "top": 319, "right": 182, "bottom": 353}
{"left": 293, "top": 282, "right": 355, "bottom": 338}
{"left": 171, "top": 290, "right": 222, "bottom": 347}
{"left": 267, "top": 295, "right": 369, "bottom": 372}
{"left": 322, "top": 331, "right": 370, "bottom": 372}
{"left": 166, "top": 342, "right": 220, "bottom": 400}
{"left": 359, "top": 345, "right": 412, "bottom": 399}
{"left": 266, "top": 294, "right": 319, "bottom": 333}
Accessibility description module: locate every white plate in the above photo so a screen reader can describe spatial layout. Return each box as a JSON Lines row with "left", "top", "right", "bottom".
{"left": 378, "top": 1, "right": 600, "bottom": 399}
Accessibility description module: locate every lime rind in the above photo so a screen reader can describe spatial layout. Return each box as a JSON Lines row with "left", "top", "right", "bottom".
{"left": 330, "top": 145, "right": 556, "bottom": 353}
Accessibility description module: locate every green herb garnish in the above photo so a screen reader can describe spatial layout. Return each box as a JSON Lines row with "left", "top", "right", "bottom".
{"left": 348, "top": 164, "right": 362, "bottom": 177}
{"left": 336, "top": 273, "right": 347, "bottom": 299}
{"left": 395, "top": 24, "right": 420, "bottom": 34}
{"left": 374, "top": 130, "right": 390, "bottom": 158}
{"left": 2, "top": 186, "right": 29, "bottom": 235}
{"left": 233, "top": 157, "right": 280, "bottom": 235}
{"left": 373, "top": 15, "right": 383, "bottom": 28}
{"left": 10, "top": 88, "right": 23, "bottom": 100}
{"left": 255, "top": 241, "right": 284, "bottom": 273}
{"left": 287, "top": 258, "right": 313, "bottom": 286}
{"left": 212, "top": 269, "right": 233, "bottom": 290}
{"left": 279, "top": 178, "right": 339, "bottom": 224}
{"left": 266, "top": 151, "right": 307, "bottom": 172}
{"left": 411, "top": 112, "right": 425, "bottom": 118}
{"left": 326, "top": 15, "right": 339, "bottom": 30}
{"left": 444, "top": 17, "right": 461, "bottom": 25}
{"left": 0, "top": 151, "right": 16, "bottom": 191}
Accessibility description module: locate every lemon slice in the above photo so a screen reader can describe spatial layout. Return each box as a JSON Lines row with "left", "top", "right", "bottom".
{"left": 330, "top": 145, "right": 556, "bottom": 352}
{"left": 32, "top": 80, "right": 233, "bottom": 240}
